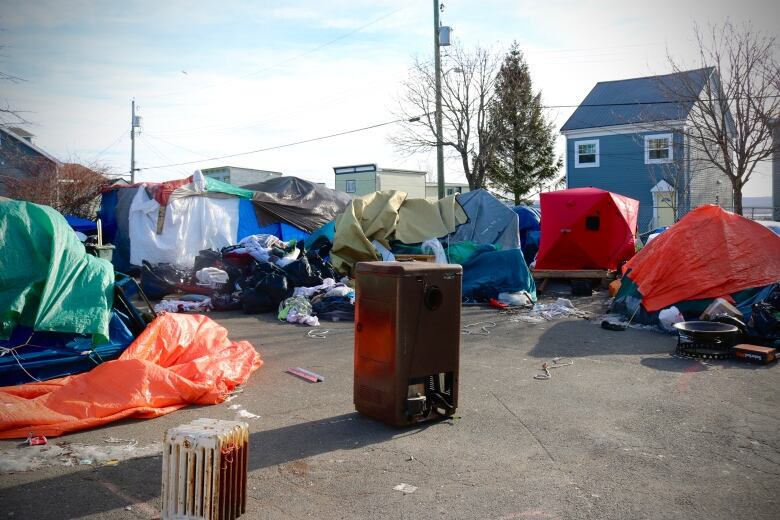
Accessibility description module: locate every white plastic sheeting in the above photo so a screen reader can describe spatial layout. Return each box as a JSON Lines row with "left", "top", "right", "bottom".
{"left": 129, "top": 187, "right": 239, "bottom": 267}
{"left": 421, "top": 238, "right": 447, "bottom": 264}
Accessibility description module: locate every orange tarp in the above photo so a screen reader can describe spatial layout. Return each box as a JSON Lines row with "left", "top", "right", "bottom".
{"left": 0, "top": 313, "right": 262, "bottom": 438}
{"left": 625, "top": 205, "right": 780, "bottom": 312}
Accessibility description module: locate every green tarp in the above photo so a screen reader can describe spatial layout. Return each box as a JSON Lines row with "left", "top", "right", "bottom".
{"left": 0, "top": 200, "right": 114, "bottom": 344}
{"left": 204, "top": 177, "right": 254, "bottom": 199}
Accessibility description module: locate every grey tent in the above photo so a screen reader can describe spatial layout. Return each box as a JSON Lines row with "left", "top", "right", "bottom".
{"left": 448, "top": 189, "right": 520, "bottom": 250}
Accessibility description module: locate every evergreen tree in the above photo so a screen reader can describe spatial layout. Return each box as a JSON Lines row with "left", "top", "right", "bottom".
{"left": 487, "top": 43, "right": 562, "bottom": 205}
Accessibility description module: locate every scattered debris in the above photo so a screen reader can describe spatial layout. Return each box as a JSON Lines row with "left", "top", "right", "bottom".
{"left": 104, "top": 459, "right": 120, "bottom": 466}
{"left": 78, "top": 459, "right": 93, "bottom": 465}
{"left": 534, "top": 357, "right": 574, "bottom": 380}
{"left": 235, "top": 409, "right": 259, "bottom": 419}
{"left": 153, "top": 298, "right": 212, "bottom": 314}
{"left": 0, "top": 440, "right": 161, "bottom": 474}
{"left": 24, "top": 434, "right": 47, "bottom": 446}
{"left": 228, "top": 404, "right": 242, "bottom": 410}
{"left": 506, "top": 298, "right": 590, "bottom": 323}
{"left": 601, "top": 319, "right": 627, "bottom": 331}
{"left": 286, "top": 367, "right": 324, "bottom": 382}
{"left": 461, "top": 321, "right": 496, "bottom": 335}
{"left": 393, "top": 483, "right": 418, "bottom": 494}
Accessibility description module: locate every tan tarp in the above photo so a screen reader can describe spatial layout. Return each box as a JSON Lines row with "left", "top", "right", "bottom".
{"left": 330, "top": 191, "right": 467, "bottom": 275}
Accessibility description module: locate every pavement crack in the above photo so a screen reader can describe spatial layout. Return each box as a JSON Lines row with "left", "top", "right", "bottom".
{"left": 490, "top": 390, "right": 555, "bottom": 463}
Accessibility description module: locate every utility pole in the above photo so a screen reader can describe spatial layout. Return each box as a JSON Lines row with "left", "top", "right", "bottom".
{"left": 130, "top": 99, "right": 136, "bottom": 184}
{"left": 433, "top": 0, "right": 445, "bottom": 200}
{"left": 130, "top": 100, "right": 142, "bottom": 183}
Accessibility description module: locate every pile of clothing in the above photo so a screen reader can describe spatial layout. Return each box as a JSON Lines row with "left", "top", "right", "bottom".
{"left": 290, "top": 278, "right": 355, "bottom": 324}
{"left": 140, "top": 233, "right": 353, "bottom": 327}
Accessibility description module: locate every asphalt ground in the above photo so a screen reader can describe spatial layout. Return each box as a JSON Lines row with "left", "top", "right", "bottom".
{"left": 1, "top": 291, "right": 779, "bottom": 519}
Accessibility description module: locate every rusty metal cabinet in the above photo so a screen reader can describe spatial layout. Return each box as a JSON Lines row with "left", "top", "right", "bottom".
{"left": 354, "top": 261, "right": 462, "bottom": 427}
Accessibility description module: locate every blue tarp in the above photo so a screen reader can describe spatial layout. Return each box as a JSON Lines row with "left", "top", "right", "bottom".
{"left": 65, "top": 215, "right": 98, "bottom": 234}
{"left": 0, "top": 309, "right": 135, "bottom": 386}
{"left": 305, "top": 220, "right": 336, "bottom": 249}
{"left": 512, "top": 206, "right": 541, "bottom": 265}
{"left": 98, "top": 189, "right": 118, "bottom": 242}
{"left": 512, "top": 206, "right": 540, "bottom": 232}
{"left": 461, "top": 248, "right": 536, "bottom": 302}
{"left": 237, "top": 199, "right": 310, "bottom": 243}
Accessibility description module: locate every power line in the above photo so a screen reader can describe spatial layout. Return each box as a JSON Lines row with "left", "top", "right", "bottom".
{"left": 138, "top": 134, "right": 190, "bottom": 176}
{"left": 136, "top": 115, "right": 421, "bottom": 172}
{"left": 144, "top": 132, "right": 213, "bottom": 159}
{"left": 89, "top": 131, "right": 126, "bottom": 162}
{"left": 146, "top": 3, "right": 411, "bottom": 100}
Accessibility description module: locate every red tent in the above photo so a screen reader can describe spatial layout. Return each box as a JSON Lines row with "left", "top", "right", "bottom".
{"left": 535, "top": 188, "right": 639, "bottom": 270}
{"left": 624, "top": 205, "right": 780, "bottom": 312}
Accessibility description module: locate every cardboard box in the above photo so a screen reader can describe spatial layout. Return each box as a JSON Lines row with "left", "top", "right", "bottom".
{"left": 700, "top": 298, "right": 742, "bottom": 321}
{"left": 732, "top": 344, "right": 777, "bottom": 365}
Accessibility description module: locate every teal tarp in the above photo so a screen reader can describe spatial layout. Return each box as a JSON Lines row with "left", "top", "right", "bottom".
{"left": 461, "top": 248, "right": 536, "bottom": 302}
{"left": 0, "top": 200, "right": 114, "bottom": 343}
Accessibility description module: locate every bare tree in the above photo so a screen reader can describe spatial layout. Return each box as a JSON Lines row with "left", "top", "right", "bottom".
{"left": 391, "top": 44, "right": 502, "bottom": 190}
{"left": 663, "top": 22, "right": 780, "bottom": 215}
{"left": 4, "top": 157, "right": 114, "bottom": 218}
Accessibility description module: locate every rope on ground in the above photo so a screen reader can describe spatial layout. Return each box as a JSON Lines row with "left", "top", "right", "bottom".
{"left": 533, "top": 357, "right": 574, "bottom": 380}
{"left": 461, "top": 321, "right": 497, "bottom": 335}
{"left": 306, "top": 328, "right": 353, "bottom": 339}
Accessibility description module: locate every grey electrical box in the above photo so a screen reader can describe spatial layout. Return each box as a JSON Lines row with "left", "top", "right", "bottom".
{"left": 439, "top": 26, "right": 452, "bottom": 46}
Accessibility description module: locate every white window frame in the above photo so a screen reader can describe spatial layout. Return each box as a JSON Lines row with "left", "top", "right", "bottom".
{"left": 644, "top": 133, "right": 673, "bottom": 164}
{"left": 345, "top": 179, "right": 356, "bottom": 193}
{"left": 574, "top": 139, "right": 599, "bottom": 168}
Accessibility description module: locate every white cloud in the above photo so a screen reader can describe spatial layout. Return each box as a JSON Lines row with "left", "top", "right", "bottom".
{"left": 1, "top": 0, "right": 775, "bottom": 196}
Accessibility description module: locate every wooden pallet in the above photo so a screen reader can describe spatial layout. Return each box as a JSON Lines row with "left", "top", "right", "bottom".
{"left": 395, "top": 254, "right": 435, "bottom": 263}
{"left": 531, "top": 269, "right": 614, "bottom": 292}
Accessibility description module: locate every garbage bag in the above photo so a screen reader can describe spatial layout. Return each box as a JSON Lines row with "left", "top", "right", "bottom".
{"left": 749, "top": 301, "right": 780, "bottom": 339}
{"left": 193, "top": 249, "right": 222, "bottom": 273}
{"left": 307, "top": 251, "right": 337, "bottom": 281}
{"left": 241, "top": 288, "right": 277, "bottom": 314}
{"left": 140, "top": 261, "right": 184, "bottom": 300}
{"left": 282, "top": 256, "right": 323, "bottom": 289}
{"left": 239, "top": 262, "right": 289, "bottom": 314}
{"left": 659, "top": 306, "right": 684, "bottom": 332}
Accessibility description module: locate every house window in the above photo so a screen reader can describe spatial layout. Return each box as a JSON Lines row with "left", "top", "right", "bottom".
{"left": 446, "top": 188, "right": 454, "bottom": 196}
{"left": 645, "top": 133, "right": 673, "bottom": 164}
{"left": 574, "top": 139, "right": 599, "bottom": 168}
{"left": 345, "top": 179, "right": 356, "bottom": 193}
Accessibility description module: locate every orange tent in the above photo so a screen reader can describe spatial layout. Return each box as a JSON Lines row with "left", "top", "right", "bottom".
{"left": 625, "top": 205, "right": 780, "bottom": 312}
{"left": 0, "top": 313, "right": 262, "bottom": 438}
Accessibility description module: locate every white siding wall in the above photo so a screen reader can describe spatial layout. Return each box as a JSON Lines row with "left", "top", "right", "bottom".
{"left": 334, "top": 171, "right": 377, "bottom": 197}
{"left": 376, "top": 172, "right": 426, "bottom": 198}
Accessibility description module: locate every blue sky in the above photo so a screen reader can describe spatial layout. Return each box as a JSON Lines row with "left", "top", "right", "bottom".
{"left": 1, "top": 0, "right": 777, "bottom": 197}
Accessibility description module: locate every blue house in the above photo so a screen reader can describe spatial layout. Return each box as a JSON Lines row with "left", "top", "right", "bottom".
{"left": 560, "top": 68, "right": 733, "bottom": 232}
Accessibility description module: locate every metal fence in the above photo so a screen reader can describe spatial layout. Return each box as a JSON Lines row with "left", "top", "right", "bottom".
{"left": 643, "top": 206, "right": 778, "bottom": 232}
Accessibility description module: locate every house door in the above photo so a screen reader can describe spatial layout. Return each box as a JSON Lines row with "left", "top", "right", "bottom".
{"left": 653, "top": 190, "right": 675, "bottom": 227}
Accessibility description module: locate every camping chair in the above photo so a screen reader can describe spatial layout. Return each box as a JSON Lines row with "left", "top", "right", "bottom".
{"left": 114, "top": 273, "right": 157, "bottom": 337}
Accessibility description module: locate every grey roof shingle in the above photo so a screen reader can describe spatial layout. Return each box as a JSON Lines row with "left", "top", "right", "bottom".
{"left": 560, "top": 67, "right": 714, "bottom": 132}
